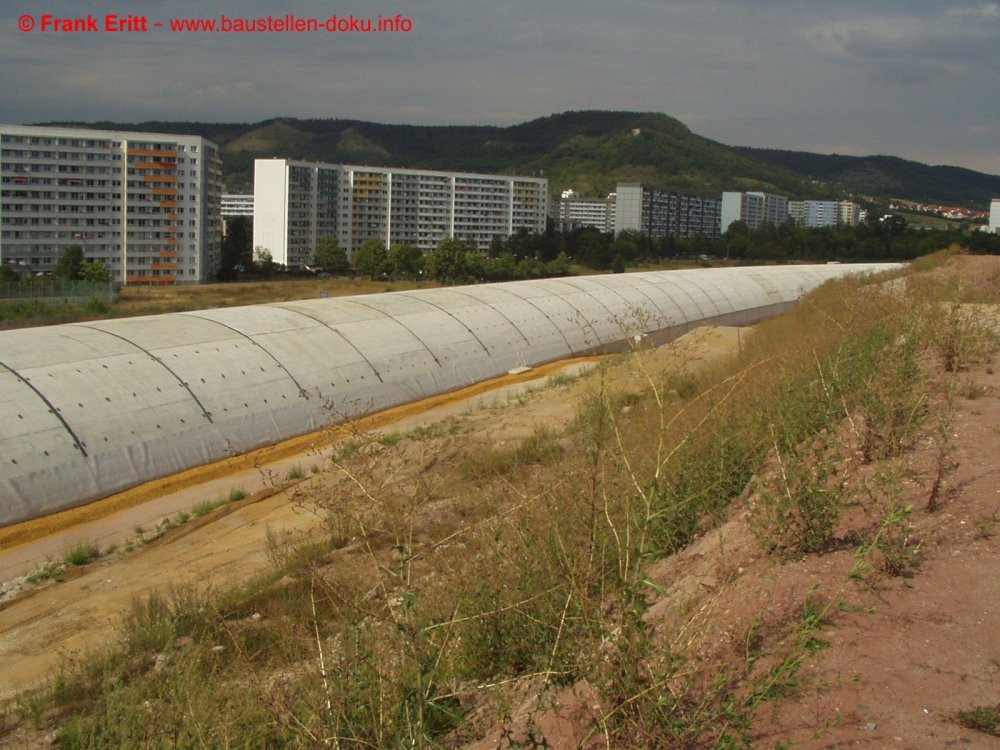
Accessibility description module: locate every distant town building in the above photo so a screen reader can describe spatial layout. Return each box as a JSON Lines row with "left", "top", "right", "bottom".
{"left": 839, "top": 201, "right": 861, "bottom": 227}
{"left": 720, "top": 191, "right": 789, "bottom": 233}
{"left": 991, "top": 199, "right": 1000, "bottom": 234}
{"left": 550, "top": 189, "right": 616, "bottom": 233}
{"left": 615, "top": 184, "right": 721, "bottom": 240}
{"left": 253, "top": 159, "right": 547, "bottom": 268}
{"left": 787, "top": 200, "right": 839, "bottom": 228}
{"left": 221, "top": 193, "right": 254, "bottom": 218}
{"left": 0, "top": 124, "right": 222, "bottom": 284}
{"left": 890, "top": 200, "right": 989, "bottom": 221}
{"left": 788, "top": 201, "right": 807, "bottom": 228}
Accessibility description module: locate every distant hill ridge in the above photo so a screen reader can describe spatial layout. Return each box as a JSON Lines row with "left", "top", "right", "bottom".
{"left": 37, "top": 111, "right": 1000, "bottom": 208}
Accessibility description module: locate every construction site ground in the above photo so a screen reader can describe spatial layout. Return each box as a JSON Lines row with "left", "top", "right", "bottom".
{"left": 0, "top": 302, "right": 998, "bottom": 748}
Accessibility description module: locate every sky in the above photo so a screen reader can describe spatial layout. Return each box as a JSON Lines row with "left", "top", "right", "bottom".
{"left": 2, "top": 0, "right": 999, "bottom": 174}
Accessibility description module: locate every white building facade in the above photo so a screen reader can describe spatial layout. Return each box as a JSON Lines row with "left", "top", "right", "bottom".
{"left": 253, "top": 159, "right": 548, "bottom": 268}
{"left": 721, "top": 191, "right": 790, "bottom": 233}
{"left": 551, "top": 190, "right": 616, "bottom": 233}
{"left": 1, "top": 125, "right": 222, "bottom": 284}
{"left": 615, "top": 184, "right": 721, "bottom": 240}
{"left": 991, "top": 199, "right": 1000, "bottom": 234}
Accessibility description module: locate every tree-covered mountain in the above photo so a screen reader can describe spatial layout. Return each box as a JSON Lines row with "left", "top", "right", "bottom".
{"left": 38, "top": 111, "right": 999, "bottom": 208}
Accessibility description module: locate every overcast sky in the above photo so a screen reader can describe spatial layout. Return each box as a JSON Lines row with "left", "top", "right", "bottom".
{"left": 3, "top": 1, "right": 998, "bottom": 174}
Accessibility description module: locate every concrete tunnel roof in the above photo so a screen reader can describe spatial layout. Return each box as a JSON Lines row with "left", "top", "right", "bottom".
{"left": 0, "top": 264, "right": 897, "bottom": 526}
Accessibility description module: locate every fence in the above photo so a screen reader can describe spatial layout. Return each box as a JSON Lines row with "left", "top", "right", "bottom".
{"left": 0, "top": 281, "right": 118, "bottom": 306}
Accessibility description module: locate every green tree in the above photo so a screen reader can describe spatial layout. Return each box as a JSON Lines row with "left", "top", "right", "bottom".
{"left": 53, "top": 245, "right": 84, "bottom": 280}
{"left": 219, "top": 216, "right": 253, "bottom": 281}
{"left": 543, "top": 252, "right": 571, "bottom": 277}
{"left": 611, "top": 254, "right": 627, "bottom": 274}
{"left": 487, "top": 235, "right": 506, "bottom": 259}
{"left": 0, "top": 265, "right": 19, "bottom": 283}
{"left": 387, "top": 243, "right": 423, "bottom": 278}
{"left": 79, "top": 262, "right": 111, "bottom": 282}
{"left": 253, "top": 246, "right": 279, "bottom": 277}
{"left": 424, "top": 237, "right": 472, "bottom": 282}
{"left": 608, "top": 237, "right": 639, "bottom": 265}
{"left": 314, "top": 235, "right": 350, "bottom": 275}
{"left": 352, "top": 238, "right": 388, "bottom": 280}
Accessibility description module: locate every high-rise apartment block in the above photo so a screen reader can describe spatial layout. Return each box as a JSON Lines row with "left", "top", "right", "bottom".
{"left": 788, "top": 200, "right": 840, "bottom": 228}
{"left": 839, "top": 201, "right": 861, "bottom": 227}
{"left": 614, "top": 184, "right": 721, "bottom": 240}
{"left": 788, "top": 199, "right": 862, "bottom": 228}
{"left": 991, "top": 199, "right": 1000, "bottom": 234}
{"left": 721, "top": 192, "right": 790, "bottom": 233}
{"left": 253, "top": 159, "right": 548, "bottom": 268}
{"left": 551, "top": 189, "right": 616, "bottom": 233}
{"left": 1, "top": 125, "right": 222, "bottom": 283}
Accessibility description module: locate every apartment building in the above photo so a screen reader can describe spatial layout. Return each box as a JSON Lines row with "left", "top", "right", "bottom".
{"left": 991, "top": 199, "right": 1000, "bottom": 234}
{"left": 0, "top": 125, "right": 222, "bottom": 283}
{"left": 550, "top": 189, "right": 616, "bottom": 233}
{"left": 839, "top": 201, "right": 861, "bottom": 227}
{"left": 253, "top": 159, "right": 548, "bottom": 268}
{"left": 721, "top": 191, "right": 790, "bottom": 233}
{"left": 221, "top": 193, "right": 254, "bottom": 217}
{"left": 614, "top": 184, "right": 721, "bottom": 240}
{"left": 788, "top": 200, "right": 840, "bottom": 228}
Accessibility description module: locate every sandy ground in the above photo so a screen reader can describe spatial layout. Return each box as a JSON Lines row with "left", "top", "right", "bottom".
{"left": 0, "top": 327, "right": 742, "bottom": 700}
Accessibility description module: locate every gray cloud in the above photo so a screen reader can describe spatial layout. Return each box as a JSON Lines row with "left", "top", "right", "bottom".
{"left": 1, "top": 0, "right": 998, "bottom": 175}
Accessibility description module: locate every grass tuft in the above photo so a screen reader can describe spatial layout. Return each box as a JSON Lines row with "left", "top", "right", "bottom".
{"left": 64, "top": 541, "right": 99, "bottom": 567}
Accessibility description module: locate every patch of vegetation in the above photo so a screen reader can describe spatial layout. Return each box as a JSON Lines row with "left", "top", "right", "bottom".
{"left": 190, "top": 500, "right": 217, "bottom": 518}
{"left": 63, "top": 542, "right": 99, "bottom": 567}
{"left": 227, "top": 488, "right": 248, "bottom": 503}
{"left": 956, "top": 705, "right": 1000, "bottom": 737}
{"left": 25, "top": 561, "right": 64, "bottom": 586}
{"left": 457, "top": 426, "right": 563, "bottom": 480}
{"left": 189, "top": 488, "right": 247, "bottom": 519}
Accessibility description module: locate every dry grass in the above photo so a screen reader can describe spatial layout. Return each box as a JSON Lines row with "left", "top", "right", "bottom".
{"left": 114, "top": 277, "right": 439, "bottom": 316}
{"left": 0, "top": 277, "right": 441, "bottom": 331}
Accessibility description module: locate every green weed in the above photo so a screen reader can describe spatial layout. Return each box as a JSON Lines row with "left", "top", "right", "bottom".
{"left": 956, "top": 705, "right": 1000, "bottom": 737}
{"left": 227, "top": 487, "right": 248, "bottom": 503}
{"left": 64, "top": 541, "right": 99, "bottom": 567}
{"left": 191, "top": 500, "right": 216, "bottom": 518}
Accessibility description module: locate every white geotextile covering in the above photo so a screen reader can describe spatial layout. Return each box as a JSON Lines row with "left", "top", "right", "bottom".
{"left": 0, "top": 264, "right": 896, "bottom": 526}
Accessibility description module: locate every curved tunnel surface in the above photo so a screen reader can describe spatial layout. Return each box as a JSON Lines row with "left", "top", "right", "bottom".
{"left": 0, "top": 264, "right": 895, "bottom": 526}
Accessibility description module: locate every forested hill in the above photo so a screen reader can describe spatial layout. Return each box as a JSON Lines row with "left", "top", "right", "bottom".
{"left": 39, "top": 111, "right": 1000, "bottom": 208}
{"left": 733, "top": 147, "right": 1000, "bottom": 210}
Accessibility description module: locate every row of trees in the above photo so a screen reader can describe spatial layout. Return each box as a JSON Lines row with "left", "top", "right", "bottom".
{"left": 1, "top": 246, "right": 112, "bottom": 283}
{"left": 220, "top": 214, "right": 1000, "bottom": 285}
{"left": 313, "top": 235, "right": 572, "bottom": 283}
